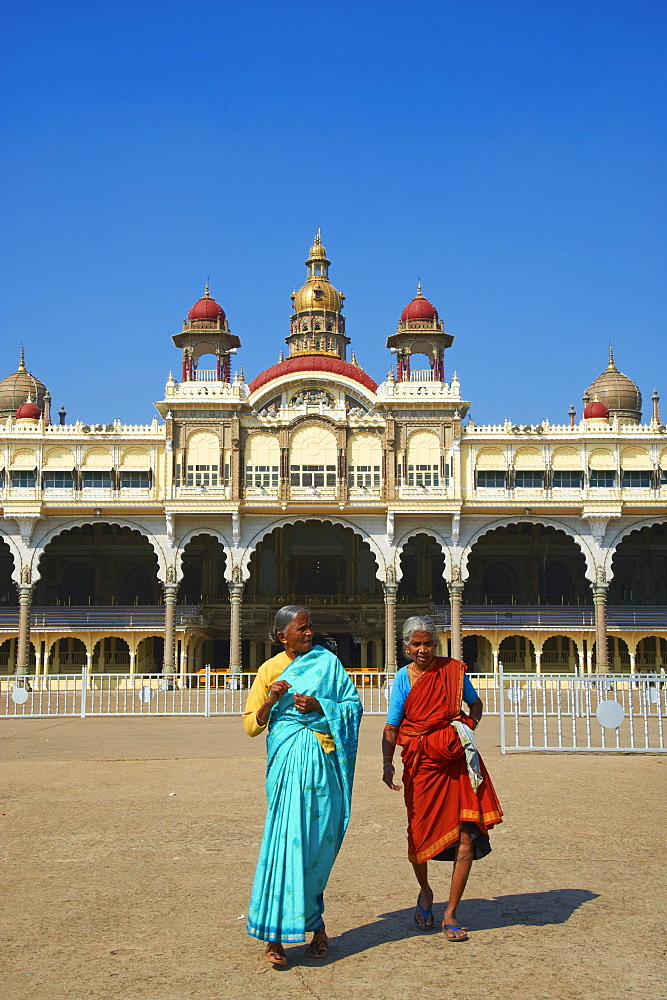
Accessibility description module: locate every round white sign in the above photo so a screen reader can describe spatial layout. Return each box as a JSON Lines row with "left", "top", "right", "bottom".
{"left": 595, "top": 699, "right": 624, "bottom": 729}
{"left": 138, "top": 686, "right": 154, "bottom": 703}
{"left": 11, "top": 684, "right": 29, "bottom": 705}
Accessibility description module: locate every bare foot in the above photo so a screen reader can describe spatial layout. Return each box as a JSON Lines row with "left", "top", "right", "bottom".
{"left": 266, "top": 942, "right": 289, "bottom": 965}
{"left": 414, "top": 887, "right": 434, "bottom": 928}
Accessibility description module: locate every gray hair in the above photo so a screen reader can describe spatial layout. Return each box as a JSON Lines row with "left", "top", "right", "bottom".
{"left": 402, "top": 615, "right": 439, "bottom": 645}
{"left": 269, "top": 605, "right": 311, "bottom": 643}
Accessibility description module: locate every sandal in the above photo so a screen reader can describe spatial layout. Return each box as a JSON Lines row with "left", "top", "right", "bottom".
{"left": 443, "top": 924, "right": 469, "bottom": 942}
{"left": 414, "top": 896, "right": 434, "bottom": 930}
{"left": 305, "top": 935, "right": 329, "bottom": 959}
{"left": 265, "top": 942, "right": 289, "bottom": 966}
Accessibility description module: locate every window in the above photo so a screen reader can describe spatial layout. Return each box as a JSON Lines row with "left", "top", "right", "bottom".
{"left": 10, "top": 470, "right": 35, "bottom": 488}
{"left": 43, "top": 471, "right": 74, "bottom": 489}
{"left": 621, "top": 470, "right": 652, "bottom": 488}
{"left": 476, "top": 470, "right": 506, "bottom": 488}
{"left": 590, "top": 470, "right": 616, "bottom": 488}
{"left": 246, "top": 465, "right": 279, "bottom": 488}
{"left": 186, "top": 464, "right": 218, "bottom": 487}
{"left": 290, "top": 464, "right": 336, "bottom": 487}
{"left": 406, "top": 464, "right": 439, "bottom": 487}
{"left": 82, "top": 471, "right": 112, "bottom": 489}
{"left": 514, "top": 471, "right": 544, "bottom": 488}
{"left": 119, "top": 472, "right": 151, "bottom": 489}
{"left": 553, "top": 471, "right": 583, "bottom": 489}
{"left": 348, "top": 465, "right": 381, "bottom": 488}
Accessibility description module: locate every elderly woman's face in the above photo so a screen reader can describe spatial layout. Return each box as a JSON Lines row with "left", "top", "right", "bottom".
{"left": 405, "top": 630, "right": 437, "bottom": 669}
{"left": 279, "top": 611, "right": 314, "bottom": 656}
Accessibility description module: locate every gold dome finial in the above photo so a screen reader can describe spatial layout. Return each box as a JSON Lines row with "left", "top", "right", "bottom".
{"left": 607, "top": 343, "right": 617, "bottom": 370}
{"left": 314, "top": 228, "right": 321, "bottom": 245}
{"left": 18, "top": 347, "right": 26, "bottom": 372}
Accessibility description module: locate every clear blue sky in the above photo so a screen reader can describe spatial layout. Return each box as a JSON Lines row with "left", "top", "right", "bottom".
{"left": 1, "top": 0, "right": 664, "bottom": 426}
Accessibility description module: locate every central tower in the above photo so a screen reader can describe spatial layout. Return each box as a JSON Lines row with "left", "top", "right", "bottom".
{"left": 287, "top": 231, "right": 350, "bottom": 360}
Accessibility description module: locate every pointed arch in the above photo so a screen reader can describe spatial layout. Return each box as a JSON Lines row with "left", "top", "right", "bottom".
{"left": 461, "top": 516, "right": 595, "bottom": 584}
{"left": 31, "top": 518, "right": 167, "bottom": 584}
{"left": 604, "top": 517, "right": 667, "bottom": 581}
{"left": 394, "top": 527, "right": 449, "bottom": 583}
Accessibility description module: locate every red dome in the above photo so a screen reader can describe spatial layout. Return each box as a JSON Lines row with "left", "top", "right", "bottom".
{"left": 188, "top": 295, "right": 226, "bottom": 323}
{"left": 15, "top": 400, "right": 41, "bottom": 420}
{"left": 249, "top": 355, "right": 378, "bottom": 394}
{"left": 584, "top": 400, "right": 610, "bottom": 419}
{"left": 400, "top": 295, "right": 438, "bottom": 323}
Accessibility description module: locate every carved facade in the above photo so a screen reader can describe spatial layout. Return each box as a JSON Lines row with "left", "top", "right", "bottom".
{"left": 1, "top": 234, "right": 666, "bottom": 676}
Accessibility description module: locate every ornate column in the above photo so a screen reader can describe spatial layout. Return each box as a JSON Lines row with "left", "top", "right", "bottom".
{"left": 229, "top": 581, "right": 244, "bottom": 673}
{"left": 16, "top": 581, "right": 34, "bottom": 676}
{"left": 534, "top": 650, "right": 542, "bottom": 675}
{"left": 162, "top": 581, "right": 178, "bottom": 674}
{"left": 383, "top": 577, "right": 397, "bottom": 671}
{"left": 448, "top": 578, "right": 464, "bottom": 661}
{"left": 593, "top": 581, "right": 609, "bottom": 672}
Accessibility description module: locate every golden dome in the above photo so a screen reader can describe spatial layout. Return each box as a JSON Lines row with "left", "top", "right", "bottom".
{"left": 291, "top": 230, "right": 344, "bottom": 315}
{"left": 0, "top": 349, "right": 48, "bottom": 419}
{"left": 585, "top": 347, "right": 642, "bottom": 423}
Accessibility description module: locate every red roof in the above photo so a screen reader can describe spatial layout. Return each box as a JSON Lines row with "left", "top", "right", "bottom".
{"left": 400, "top": 296, "right": 438, "bottom": 322}
{"left": 15, "top": 400, "right": 41, "bottom": 419}
{"left": 188, "top": 295, "right": 226, "bottom": 323}
{"left": 584, "top": 400, "right": 610, "bottom": 419}
{"left": 249, "top": 355, "right": 378, "bottom": 393}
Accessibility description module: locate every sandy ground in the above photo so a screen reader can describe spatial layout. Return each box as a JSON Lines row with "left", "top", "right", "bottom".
{"left": 1, "top": 714, "right": 666, "bottom": 1000}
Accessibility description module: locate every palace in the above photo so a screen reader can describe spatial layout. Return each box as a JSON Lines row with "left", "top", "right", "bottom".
{"left": 1, "top": 233, "right": 666, "bottom": 677}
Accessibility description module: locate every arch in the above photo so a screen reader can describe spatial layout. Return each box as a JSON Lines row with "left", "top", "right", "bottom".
{"left": 43, "top": 447, "right": 75, "bottom": 469}
{"left": 394, "top": 526, "right": 449, "bottom": 583}
{"left": 588, "top": 448, "right": 615, "bottom": 469}
{"left": 541, "top": 635, "right": 581, "bottom": 670}
{"left": 9, "top": 448, "right": 38, "bottom": 469}
{"left": 245, "top": 432, "right": 280, "bottom": 491}
{"left": 31, "top": 518, "right": 167, "bottom": 586}
{"left": 475, "top": 447, "right": 505, "bottom": 469}
{"left": 175, "top": 528, "right": 232, "bottom": 583}
{"left": 461, "top": 517, "right": 595, "bottom": 584}
{"left": 498, "top": 634, "right": 536, "bottom": 671}
{"left": 605, "top": 517, "right": 667, "bottom": 582}
{"left": 620, "top": 446, "right": 651, "bottom": 469}
{"left": 289, "top": 424, "right": 337, "bottom": 465}
{"left": 119, "top": 448, "right": 151, "bottom": 469}
{"left": 0, "top": 529, "right": 23, "bottom": 586}
{"left": 513, "top": 448, "right": 544, "bottom": 469}
{"left": 177, "top": 532, "right": 228, "bottom": 602}
{"left": 397, "top": 532, "right": 448, "bottom": 602}
{"left": 81, "top": 447, "right": 113, "bottom": 469}
{"left": 92, "top": 636, "right": 131, "bottom": 672}
{"left": 239, "top": 515, "right": 388, "bottom": 583}
{"left": 47, "top": 637, "right": 87, "bottom": 671}
{"left": 551, "top": 447, "right": 581, "bottom": 470}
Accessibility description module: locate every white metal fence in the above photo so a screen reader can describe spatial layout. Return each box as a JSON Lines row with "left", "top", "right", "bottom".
{"left": 498, "top": 665, "right": 666, "bottom": 752}
{"left": 2, "top": 668, "right": 665, "bottom": 753}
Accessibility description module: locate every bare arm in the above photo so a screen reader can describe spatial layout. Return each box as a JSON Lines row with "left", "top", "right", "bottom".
{"left": 382, "top": 723, "right": 401, "bottom": 790}
{"left": 468, "top": 697, "right": 483, "bottom": 729}
{"left": 255, "top": 680, "right": 292, "bottom": 728}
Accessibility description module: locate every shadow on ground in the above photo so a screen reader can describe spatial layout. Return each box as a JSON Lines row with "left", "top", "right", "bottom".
{"left": 284, "top": 888, "right": 599, "bottom": 964}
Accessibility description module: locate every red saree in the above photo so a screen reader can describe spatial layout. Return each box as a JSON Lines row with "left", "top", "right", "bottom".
{"left": 397, "top": 657, "right": 503, "bottom": 864}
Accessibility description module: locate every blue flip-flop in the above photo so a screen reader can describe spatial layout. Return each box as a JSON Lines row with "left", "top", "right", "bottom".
{"left": 443, "top": 924, "right": 469, "bottom": 942}
{"left": 414, "top": 897, "right": 434, "bottom": 930}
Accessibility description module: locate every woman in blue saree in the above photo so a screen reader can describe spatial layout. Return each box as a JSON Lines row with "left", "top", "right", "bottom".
{"left": 243, "top": 606, "right": 363, "bottom": 966}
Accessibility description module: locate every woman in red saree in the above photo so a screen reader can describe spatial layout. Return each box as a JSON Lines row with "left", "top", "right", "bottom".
{"left": 383, "top": 615, "right": 503, "bottom": 941}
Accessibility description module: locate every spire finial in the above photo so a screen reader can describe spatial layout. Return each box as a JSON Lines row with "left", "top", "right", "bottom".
{"left": 18, "top": 346, "right": 26, "bottom": 372}
{"left": 315, "top": 228, "right": 321, "bottom": 244}
{"left": 204, "top": 279, "right": 210, "bottom": 297}
{"left": 607, "top": 343, "right": 616, "bottom": 369}
{"left": 417, "top": 279, "right": 422, "bottom": 297}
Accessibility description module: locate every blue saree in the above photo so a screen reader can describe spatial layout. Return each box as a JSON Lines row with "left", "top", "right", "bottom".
{"left": 246, "top": 645, "right": 363, "bottom": 943}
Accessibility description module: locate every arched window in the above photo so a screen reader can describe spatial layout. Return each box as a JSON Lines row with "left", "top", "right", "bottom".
{"left": 245, "top": 433, "right": 280, "bottom": 489}
{"left": 290, "top": 425, "right": 337, "bottom": 488}
{"left": 347, "top": 433, "right": 381, "bottom": 489}
{"left": 406, "top": 431, "right": 440, "bottom": 487}
{"left": 186, "top": 431, "right": 220, "bottom": 487}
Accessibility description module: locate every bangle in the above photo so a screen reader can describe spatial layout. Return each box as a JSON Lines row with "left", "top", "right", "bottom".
{"left": 383, "top": 759, "right": 394, "bottom": 767}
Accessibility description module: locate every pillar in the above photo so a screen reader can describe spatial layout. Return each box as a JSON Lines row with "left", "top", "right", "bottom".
{"left": 448, "top": 580, "right": 464, "bottom": 661}
{"left": 535, "top": 650, "right": 542, "bottom": 675}
{"left": 162, "top": 582, "right": 178, "bottom": 674}
{"left": 493, "top": 647, "right": 499, "bottom": 674}
{"left": 129, "top": 650, "right": 136, "bottom": 675}
{"left": 585, "top": 640, "right": 593, "bottom": 675}
{"left": 229, "top": 582, "right": 244, "bottom": 673}
{"left": 383, "top": 582, "right": 397, "bottom": 670}
{"left": 593, "top": 584, "right": 608, "bottom": 672}
{"left": 16, "top": 584, "right": 33, "bottom": 676}
{"left": 629, "top": 652, "right": 636, "bottom": 675}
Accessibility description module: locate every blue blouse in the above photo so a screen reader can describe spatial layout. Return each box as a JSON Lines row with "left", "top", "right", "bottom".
{"left": 386, "top": 665, "right": 478, "bottom": 727}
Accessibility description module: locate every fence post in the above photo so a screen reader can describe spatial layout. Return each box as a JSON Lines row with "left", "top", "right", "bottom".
{"left": 204, "top": 663, "right": 211, "bottom": 718}
{"left": 498, "top": 660, "right": 505, "bottom": 753}
{"left": 80, "top": 666, "right": 87, "bottom": 718}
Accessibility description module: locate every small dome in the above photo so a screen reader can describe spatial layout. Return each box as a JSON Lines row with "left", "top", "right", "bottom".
{"left": 187, "top": 286, "right": 226, "bottom": 323}
{"left": 292, "top": 281, "right": 343, "bottom": 314}
{"left": 16, "top": 399, "right": 41, "bottom": 420}
{"left": 400, "top": 285, "right": 439, "bottom": 323}
{"left": 585, "top": 347, "right": 642, "bottom": 423}
{"left": 583, "top": 399, "right": 609, "bottom": 419}
{"left": 0, "top": 350, "right": 48, "bottom": 419}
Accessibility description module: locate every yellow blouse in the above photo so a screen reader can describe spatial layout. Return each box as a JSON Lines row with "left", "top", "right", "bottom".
{"left": 242, "top": 651, "right": 336, "bottom": 753}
